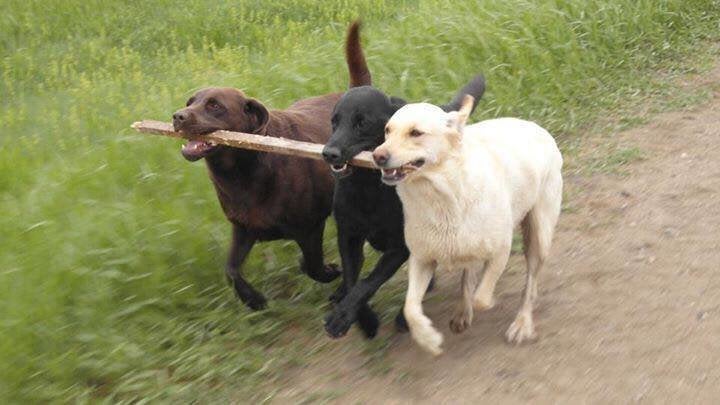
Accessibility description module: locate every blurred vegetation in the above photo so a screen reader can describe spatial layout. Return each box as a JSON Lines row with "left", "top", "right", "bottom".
{"left": 1, "top": 0, "right": 718, "bottom": 401}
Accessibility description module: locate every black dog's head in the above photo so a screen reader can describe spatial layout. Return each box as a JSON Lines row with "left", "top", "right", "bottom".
{"left": 322, "top": 75, "right": 486, "bottom": 177}
{"left": 172, "top": 87, "right": 270, "bottom": 161}
{"left": 322, "top": 86, "right": 405, "bottom": 177}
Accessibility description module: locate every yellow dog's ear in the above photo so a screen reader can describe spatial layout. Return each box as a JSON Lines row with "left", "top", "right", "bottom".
{"left": 446, "top": 95, "right": 474, "bottom": 132}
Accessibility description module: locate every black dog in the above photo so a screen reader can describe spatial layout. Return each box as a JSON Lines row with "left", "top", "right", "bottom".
{"left": 321, "top": 76, "right": 486, "bottom": 338}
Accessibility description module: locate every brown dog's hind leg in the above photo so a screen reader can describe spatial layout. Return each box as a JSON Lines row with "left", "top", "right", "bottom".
{"left": 297, "top": 224, "right": 341, "bottom": 283}
{"left": 226, "top": 225, "right": 266, "bottom": 310}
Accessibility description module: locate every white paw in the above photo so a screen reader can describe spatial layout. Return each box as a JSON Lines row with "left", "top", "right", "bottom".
{"left": 505, "top": 312, "right": 537, "bottom": 345}
{"left": 473, "top": 294, "right": 495, "bottom": 311}
{"left": 410, "top": 317, "right": 444, "bottom": 355}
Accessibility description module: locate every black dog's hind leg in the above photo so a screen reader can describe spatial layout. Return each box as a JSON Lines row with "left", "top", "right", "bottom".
{"left": 325, "top": 246, "right": 409, "bottom": 339}
{"left": 297, "top": 224, "right": 341, "bottom": 283}
{"left": 225, "top": 224, "right": 266, "bottom": 310}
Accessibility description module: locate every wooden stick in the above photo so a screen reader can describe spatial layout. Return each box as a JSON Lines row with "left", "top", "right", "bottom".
{"left": 130, "top": 120, "right": 377, "bottom": 169}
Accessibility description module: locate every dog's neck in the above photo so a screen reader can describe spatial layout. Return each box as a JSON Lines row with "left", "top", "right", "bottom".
{"left": 204, "top": 112, "right": 288, "bottom": 174}
{"left": 397, "top": 149, "right": 469, "bottom": 218}
{"left": 205, "top": 146, "right": 259, "bottom": 176}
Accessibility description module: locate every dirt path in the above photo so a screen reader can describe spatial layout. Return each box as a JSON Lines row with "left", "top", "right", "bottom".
{"left": 274, "top": 66, "right": 720, "bottom": 404}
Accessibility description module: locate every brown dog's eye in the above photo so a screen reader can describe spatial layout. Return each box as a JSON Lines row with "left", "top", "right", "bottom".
{"left": 186, "top": 97, "right": 195, "bottom": 107}
{"left": 206, "top": 99, "right": 221, "bottom": 110}
{"left": 410, "top": 129, "right": 423, "bottom": 137}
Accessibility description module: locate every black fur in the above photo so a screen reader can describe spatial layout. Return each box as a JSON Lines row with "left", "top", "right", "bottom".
{"left": 321, "top": 75, "right": 486, "bottom": 338}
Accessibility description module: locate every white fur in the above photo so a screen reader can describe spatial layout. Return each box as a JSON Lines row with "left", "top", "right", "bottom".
{"left": 376, "top": 98, "right": 563, "bottom": 355}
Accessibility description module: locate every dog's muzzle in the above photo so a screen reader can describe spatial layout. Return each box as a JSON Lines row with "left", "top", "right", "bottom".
{"left": 380, "top": 158, "right": 426, "bottom": 185}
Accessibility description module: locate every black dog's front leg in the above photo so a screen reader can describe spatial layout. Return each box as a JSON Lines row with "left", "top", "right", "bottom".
{"left": 225, "top": 224, "right": 266, "bottom": 310}
{"left": 296, "top": 223, "right": 341, "bottom": 283}
{"left": 335, "top": 231, "right": 365, "bottom": 300}
{"left": 325, "top": 246, "right": 409, "bottom": 339}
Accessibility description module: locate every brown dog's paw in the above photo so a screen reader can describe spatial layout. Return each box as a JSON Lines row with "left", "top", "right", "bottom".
{"left": 300, "top": 260, "right": 341, "bottom": 283}
{"left": 239, "top": 290, "right": 267, "bottom": 311}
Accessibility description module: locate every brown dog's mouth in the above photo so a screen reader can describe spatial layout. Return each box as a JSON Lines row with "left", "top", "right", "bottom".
{"left": 181, "top": 140, "right": 218, "bottom": 161}
{"left": 380, "top": 159, "right": 425, "bottom": 185}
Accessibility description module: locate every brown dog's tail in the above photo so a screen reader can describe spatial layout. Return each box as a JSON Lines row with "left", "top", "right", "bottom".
{"left": 440, "top": 74, "right": 486, "bottom": 115}
{"left": 346, "top": 20, "right": 372, "bottom": 88}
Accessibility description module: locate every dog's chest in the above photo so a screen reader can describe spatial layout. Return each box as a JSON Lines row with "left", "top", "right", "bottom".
{"left": 334, "top": 176, "right": 404, "bottom": 234}
{"left": 405, "top": 213, "right": 494, "bottom": 265}
{"left": 399, "top": 183, "right": 503, "bottom": 264}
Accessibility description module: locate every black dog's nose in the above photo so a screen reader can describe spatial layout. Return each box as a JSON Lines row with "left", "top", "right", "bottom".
{"left": 322, "top": 146, "right": 343, "bottom": 164}
{"left": 373, "top": 149, "right": 390, "bottom": 167}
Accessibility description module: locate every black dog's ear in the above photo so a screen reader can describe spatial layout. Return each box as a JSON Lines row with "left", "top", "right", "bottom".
{"left": 244, "top": 98, "right": 270, "bottom": 133}
{"left": 389, "top": 96, "right": 406, "bottom": 112}
{"left": 440, "top": 74, "right": 486, "bottom": 114}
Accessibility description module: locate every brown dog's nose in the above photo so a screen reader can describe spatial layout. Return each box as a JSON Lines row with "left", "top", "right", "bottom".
{"left": 373, "top": 149, "right": 390, "bottom": 167}
{"left": 173, "top": 110, "right": 188, "bottom": 122}
{"left": 172, "top": 110, "right": 192, "bottom": 131}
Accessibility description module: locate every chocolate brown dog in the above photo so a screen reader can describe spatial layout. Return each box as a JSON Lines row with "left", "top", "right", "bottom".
{"left": 172, "top": 22, "right": 371, "bottom": 310}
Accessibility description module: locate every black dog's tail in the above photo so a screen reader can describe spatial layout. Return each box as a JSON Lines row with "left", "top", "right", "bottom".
{"left": 346, "top": 20, "right": 372, "bottom": 88}
{"left": 440, "top": 74, "right": 486, "bottom": 115}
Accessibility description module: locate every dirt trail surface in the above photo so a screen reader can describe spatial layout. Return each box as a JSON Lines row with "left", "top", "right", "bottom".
{"left": 274, "top": 67, "right": 720, "bottom": 404}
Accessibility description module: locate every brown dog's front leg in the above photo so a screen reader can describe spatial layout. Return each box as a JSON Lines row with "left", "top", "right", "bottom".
{"left": 296, "top": 224, "right": 341, "bottom": 283}
{"left": 225, "top": 224, "right": 265, "bottom": 310}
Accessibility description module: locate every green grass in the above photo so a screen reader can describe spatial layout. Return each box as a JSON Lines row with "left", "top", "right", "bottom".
{"left": 2, "top": 0, "right": 719, "bottom": 402}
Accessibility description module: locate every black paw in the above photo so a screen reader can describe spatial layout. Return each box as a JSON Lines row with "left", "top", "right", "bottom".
{"left": 328, "top": 284, "right": 347, "bottom": 303}
{"left": 356, "top": 305, "right": 379, "bottom": 339}
{"left": 324, "top": 306, "right": 356, "bottom": 338}
{"left": 394, "top": 310, "right": 409, "bottom": 333}
{"left": 321, "top": 263, "right": 342, "bottom": 282}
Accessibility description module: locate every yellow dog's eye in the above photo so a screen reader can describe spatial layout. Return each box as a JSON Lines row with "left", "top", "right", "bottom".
{"left": 410, "top": 129, "right": 423, "bottom": 137}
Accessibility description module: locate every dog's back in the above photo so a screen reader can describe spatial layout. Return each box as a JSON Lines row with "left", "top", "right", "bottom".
{"left": 397, "top": 116, "right": 562, "bottom": 264}
{"left": 275, "top": 94, "right": 343, "bottom": 144}
{"left": 464, "top": 118, "right": 561, "bottom": 219}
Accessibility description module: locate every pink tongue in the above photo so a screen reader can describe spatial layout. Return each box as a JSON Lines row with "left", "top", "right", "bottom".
{"left": 182, "top": 140, "right": 211, "bottom": 155}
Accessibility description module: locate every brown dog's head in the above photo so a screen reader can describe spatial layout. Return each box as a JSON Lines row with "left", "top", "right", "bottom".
{"left": 172, "top": 87, "right": 270, "bottom": 161}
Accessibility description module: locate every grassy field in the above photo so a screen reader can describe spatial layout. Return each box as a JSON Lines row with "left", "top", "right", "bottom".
{"left": 2, "top": 0, "right": 719, "bottom": 401}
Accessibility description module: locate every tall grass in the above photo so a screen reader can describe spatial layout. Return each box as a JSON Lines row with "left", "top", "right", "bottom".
{"left": 1, "top": 0, "right": 718, "bottom": 401}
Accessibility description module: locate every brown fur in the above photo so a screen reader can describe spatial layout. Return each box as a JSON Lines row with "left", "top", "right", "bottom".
{"left": 170, "top": 21, "right": 371, "bottom": 310}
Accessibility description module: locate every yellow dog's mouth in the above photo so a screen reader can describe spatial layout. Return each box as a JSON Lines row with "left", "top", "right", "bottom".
{"left": 380, "top": 158, "right": 425, "bottom": 185}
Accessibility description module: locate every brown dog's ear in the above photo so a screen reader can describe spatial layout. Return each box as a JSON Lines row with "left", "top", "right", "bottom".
{"left": 244, "top": 99, "right": 270, "bottom": 133}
